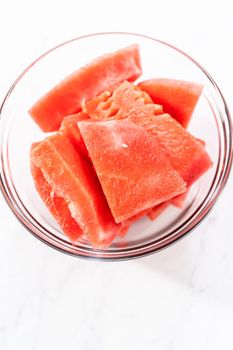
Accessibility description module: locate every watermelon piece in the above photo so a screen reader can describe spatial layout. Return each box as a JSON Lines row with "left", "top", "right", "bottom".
{"left": 123, "top": 208, "right": 150, "bottom": 227}
{"left": 31, "top": 147, "right": 83, "bottom": 241}
{"left": 118, "top": 208, "right": 151, "bottom": 237}
{"left": 31, "top": 133, "right": 121, "bottom": 247}
{"left": 84, "top": 80, "right": 163, "bottom": 120}
{"left": 171, "top": 190, "right": 189, "bottom": 208}
{"left": 118, "top": 225, "right": 130, "bottom": 237}
{"left": 148, "top": 202, "right": 169, "bottom": 220}
{"left": 170, "top": 137, "right": 206, "bottom": 208}
{"left": 171, "top": 192, "right": 187, "bottom": 208}
{"left": 138, "top": 79, "right": 203, "bottom": 127}
{"left": 29, "top": 45, "right": 142, "bottom": 132}
{"left": 83, "top": 81, "right": 211, "bottom": 188}
{"left": 60, "top": 112, "right": 90, "bottom": 158}
{"left": 79, "top": 119, "right": 186, "bottom": 223}
{"left": 133, "top": 113, "right": 212, "bottom": 187}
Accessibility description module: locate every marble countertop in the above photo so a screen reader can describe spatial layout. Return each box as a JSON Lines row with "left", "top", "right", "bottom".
{"left": 1, "top": 0, "right": 233, "bottom": 349}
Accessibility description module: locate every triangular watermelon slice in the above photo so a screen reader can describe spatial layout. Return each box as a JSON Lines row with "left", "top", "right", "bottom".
{"left": 31, "top": 133, "right": 121, "bottom": 247}
{"left": 31, "top": 147, "right": 83, "bottom": 242}
{"left": 79, "top": 119, "right": 186, "bottom": 223}
{"left": 84, "top": 81, "right": 211, "bottom": 193}
{"left": 29, "top": 45, "right": 142, "bottom": 132}
{"left": 135, "top": 113, "right": 212, "bottom": 187}
{"left": 138, "top": 79, "right": 203, "bottom": 127}
{"left": 83, "top": 81, "right": 211, "bottom": 215}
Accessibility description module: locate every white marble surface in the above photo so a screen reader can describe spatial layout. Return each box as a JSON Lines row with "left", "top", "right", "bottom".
{"left": 0, "top": 0, "right": 233, "bottom": 349}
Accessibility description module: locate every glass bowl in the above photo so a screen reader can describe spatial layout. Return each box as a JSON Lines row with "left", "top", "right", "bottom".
{"left": 0, "top": 32, "right": 232, "bottom": 261}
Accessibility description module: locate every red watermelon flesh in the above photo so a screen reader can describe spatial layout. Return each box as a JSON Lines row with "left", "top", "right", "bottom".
{"left": 31, "top": 147, "right": 83, "bottom": 241}
{"left": 60, "top": 113, "right": 154, "bottom": 224}
{"left": 79, "top": 119, "right": 186, "bottom": 223}
{"left": 138, "top": 79, "right": 203, "bottom": 128}
{"left": 171, "top": 148, "right": 210, "bottom": 209}
{"left": 117, "top": 209, "right": 150, "bottom": 237}
{"left": 148, "top": 202, "right": 169, "bottom": 220}
{"left": 171, "top": 191, "right": 188, "bottom": 208}
{"left": 118, "top": 225, "right": 130, "bottom": 237}
{"left": 84, "top": 80, "right": 211, "bottom": 188}
{"left": 170, "top": 137, "right": 206, "bottom": 208}
{"left": 133, "top": 113, "right": 212, "bottom": 187}
{"left": 60, "top": 112, "right": 90, "bottom": 158}
{"left": 123, "top": 208, "right": 150, "bottom": 227}
{"left": 31, "top": 133, "right": 121, "bottom": 247}
{"left": 83, "top": 81, "right": 211, "bottom": 211}
{"left": 83, "top": 80, "right": 163, "bottom": 120}
{"left": 29, "top": 45, "right": 142, "bottom": 132}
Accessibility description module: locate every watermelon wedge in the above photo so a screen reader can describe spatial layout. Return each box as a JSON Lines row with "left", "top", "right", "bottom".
{"left": 84, "top": 80, "right": 163, "bottom": 120}
{"left": 171, "top": 190, "right": 189, "bottom": 208}
{"left": 83, "top": 81, "right": 211, "bottom": 188}
{"left": 118, "top": 225, "right": 130, "bottom": 237}
{"left": 60, "top": 112, "right": 90, "bottom": 158}
{"left": 79, "top": 119, "right": 186, "bottom": 223}
{"left": 123, "top": 209, "right": 150, "bottom": 226}
{"left": 148, "top": 202, "right": 169, "bottom": 220}
{"left": 31, "top": 133, "right": 121, "bottom": 247}
{"left": 29, "top": 45, "right": 142, "bottom": 132}
{"left": 138, "top": 79, "right": 203, "bottom": 127}
{"left": 31, "top": 148, "right": 83, "bottom": 241}
{"left": 119, "top": 209, "right": 150, "bottom": 233}
{"left": 134, "top": 113, "right": 212, "bottom": 187}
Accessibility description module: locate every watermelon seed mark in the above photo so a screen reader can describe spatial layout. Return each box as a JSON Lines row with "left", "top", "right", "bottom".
{"left": 108, "top": 107, "right": 120, "bottom": 117}
{"left": 101, "top": 100, "right": 112, "bottom": 110}
{"left": 102, "top": 90, "right": 112, "bottom": 101}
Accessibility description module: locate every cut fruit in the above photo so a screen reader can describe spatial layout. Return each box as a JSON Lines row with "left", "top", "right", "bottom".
{"left": 31, "top": 146, "right": 83, "bottom": 241}
{"left": 29, "top": 45, "right": 142, "bottom": 132}
{"left": 171, "top": 191, "right": 188, "bottom": 208}
{"left": 170, "top": 138, "right": 206, "bottom": 208}
{"left": 148, "top": 202, "right": 169, "bottom": 220}
{"left": 84, "top": 81, "right": 212, "bottom": 188}
{"left": 123, "top": 208, "right": 150, "bottom": 227}
{"left": 28, "top": 43, "right": 213, "bottom": 248}
{"left": 138, "top": 79, "right": 203, "bottom": 127}
{"left": 133, "top": 113, "right": 212, "bottom": 187}
{"left": 31, "top": 133, "right": 121, "bottom": 247}
{"left": 60, "top": 112, "right": 90, "bottom": 158}
{"left": 84, "top": 80, "right": 163, "bottom": 120}
{"left": 79, "top": 119, "right": 186, "bottom": 223}
{"left": 118, "top": 225, "right": 130, "bottom": 237}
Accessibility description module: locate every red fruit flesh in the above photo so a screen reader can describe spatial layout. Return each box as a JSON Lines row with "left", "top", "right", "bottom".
{"left": 84, "top": 80, "right": 211, "bottom": 189}
{"left": 171, "top": 191, "right": 188, "bottom": 208}
{"left": 31, "top": 134, "right": 121, "bottom": 247}
{"left": 31, "top": 147, "right": 83, "bottom": 241}
{"left": 79, "top": 119, "right": 186, "bottom": 223}
{"left": 84, "top": 80, "right": 163, "bottom": 120}
{"left": 83, "top": 81, "right": 211, "bottom": 214}
{"left": 134, "top": 113, "right": 212, "bottom": 187}
{"left": 123, "top": 209, "right": 150, "bottom": 226}
{"left": 60, "top": 112, "right": 90, "bottom": 158}
{"left": 148, "top": 202, "right": 169, "bottom": 220}
{"left": 138, "top": 79, "right": 203, "bottom": 127}
{"left": 29, "top": 45, "right": 142, "bottom": 131}
{"left": 118, "top": 225, "right": 130, "bottom": 237}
